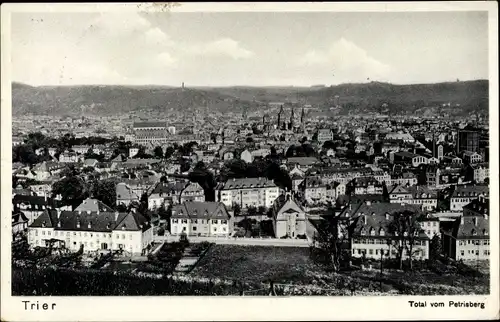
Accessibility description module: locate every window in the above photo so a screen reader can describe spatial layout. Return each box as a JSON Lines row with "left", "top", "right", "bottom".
{"left": 193, "top": 227, "right": 197, "bottom": 231}
{"left": 369, "top": 249, "right": 373, "bottom": 255}
{"left": 222, "top": 227, "right": 226, "bottom": 232}
{"left": 212, "top": 220, "right": 218, "bottom": 225}
{"left": 173, "top": 219, "right": 178, "bottom": 223}
{"left": 222, "top": 220, "right": 228, "bottom": 225}
{"left": 129, "top": 234, "right": 132, "bottom": 240}
{"left": 460, "top": 250, "right": 464, "bottom": 256}
{"left": 84, "top": 232, "right": 87, "bottom": 237}
{"left": 66, "top": 232, "right": 70, "bottom": 237}
{"left": 42, "top": 231, "right": 45, "bottom": 236}
{"left": 73, "top": 232, "right": 76, "bottom": 236}
{"left": 357, "top": 249, "right": 362, "bottom": 254}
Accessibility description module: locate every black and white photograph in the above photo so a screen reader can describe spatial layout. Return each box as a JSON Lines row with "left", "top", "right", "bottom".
{"left": 1, "top": 2, "right": 498, "bottom": 321}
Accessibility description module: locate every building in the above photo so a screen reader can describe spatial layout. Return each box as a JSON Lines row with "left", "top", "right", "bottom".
{"left": 462, "top": 151, "right": 482, "bottom": 164}
{"left": 388, "top": 185, "right": 438, "bottom": 211}
{"left": 465, "top": 163, "right": 489, "bottom": 183}
{"left": 426, "top": 166, "right": 441, "bottom": 188}
{"left": 74, "top": 198, "right": 115, "bottom": 212}
{"left": 299, "top": 176, "right": 327, "bottom": 205}
{"left": 12, "top": 194, "right": 70, "bottom": 225}
{"left": 347, "top": 177, "right": 384, "bottom": 196}
{"left": 27, "top": 209, "right": 153, "bottom": 255}
{"left": 170, "top": 201, "right": 233, "bottom": 237}
{"left": 457, "top": 129, "right": 480, "bottom": 154}
{"left": 346, "top": 202, "right": 429, "bottom": 260}
{"left": 272, "top": 194, "right": 307, "bottom": 238}
{"left": 286, "top": 157, "right": 319, "bottom": 172}
{"left": 317, "top": 129, "right": 333, "bottom": 143}
{"left": 133, "top": 122, "right": 169, "bottom": 145}
{"left": 116, "top": 183, "right": 140, "bottom": 207}
{"left": 217, "top": 177, "right": 281, "bottom": 210}
{"left": 12, "top": 212, "right": 29, "bottom": 235}
{"left": 419, "top": 214, "right": 440, "bottom": 238}
{"left": 384, "top": 132, "right": 415, "bottom": 143}
{"left": 450, "top": 184, "right": 489, "bottom": 212}
{"left": 393, "top": 151, "right": 428, "bottom": 167}
{"left": 59, "top": 151, "right": 83, "bottom": 163}
{"left": 442, "top": 197, "right": 489, "bottom": 261}
{"left": 72, "top": 145, "right": 91, "bottom": 155}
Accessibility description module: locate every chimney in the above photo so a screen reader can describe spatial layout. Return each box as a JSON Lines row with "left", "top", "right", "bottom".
{"left": 57, "top": 221, "right": 61, "bottom": 228}
{"left": 114, "top": 211, "right": 119, "bottom": 222}
{"left": 363, "top": 215, "right": 367, "bottom": 225}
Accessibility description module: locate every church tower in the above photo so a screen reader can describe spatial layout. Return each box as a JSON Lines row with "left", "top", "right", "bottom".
{"left": 300, "top": 107, "right": 305, "bottom": 133}
{"left": 277, "top": 105, "right": 284, "bottom": 129}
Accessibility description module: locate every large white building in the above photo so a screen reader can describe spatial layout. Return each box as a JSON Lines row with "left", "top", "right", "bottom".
{"left": 170, "top": 201, "right": 233, "bottom": 237}
{"left": 450, "top": 184, "right": 489, "bottom": 212}
{"left": 217, "top": 177, "right": 281, "bottom": 210}
{"left": 339, "top": 201, "right": 429, "bottom": 260}
{"left": 27, "top": 209, "right": 153, "bottom": 255}
{"left": 133, "top": 122, "right": 169, "bottom": 145}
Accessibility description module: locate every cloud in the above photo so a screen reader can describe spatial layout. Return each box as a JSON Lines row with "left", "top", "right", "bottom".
{"left": 186, "top": 38, "right": 254, "bottom": 60}
{"left": 90, "top": 13, "right": 152, "bottom": 37}
{"left": 298, "top": 38, "right": 393, "bottom": 82}
{"left": 157, "top": 52, "right": 177, "bottom": 66}
{"left": 145, "top": 27, "right": 171, "bottom": 45}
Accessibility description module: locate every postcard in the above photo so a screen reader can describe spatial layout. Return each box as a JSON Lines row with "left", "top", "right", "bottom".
{"left": 1, "top": 2, "right": 498, "bottom": 321}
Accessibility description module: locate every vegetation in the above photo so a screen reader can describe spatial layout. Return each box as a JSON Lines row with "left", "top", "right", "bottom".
{"left": 13, "top": 80, "right": 488, "bottom": 117}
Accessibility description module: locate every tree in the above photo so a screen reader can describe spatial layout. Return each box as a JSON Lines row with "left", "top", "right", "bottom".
{"left": 233, "top": 203, "right": 241, "bottom": 216}
{"left": 92, "top": 180, "right": 117, "bottom": 208}
{"left": 154, "top": 146, "right": 164, "bottom": 159}
{"left": 311, "top": 211, "right": 349, "bottom": 272}
{"left": 246, "top": 137, "right": 254, "bottom": 143}
{"left": 52, "top": 176, "right": 89, "bottom": 209}
{"left": 388, "top": 210, "right": 423, "bottom": 270}
{"left": 429, "top": 234, "right": 442, "bottom": 262}
{"left": 164, "top": 146, "right": 175, "bottom": 159}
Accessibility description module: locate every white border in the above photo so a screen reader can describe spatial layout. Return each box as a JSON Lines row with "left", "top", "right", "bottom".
{"left": 1, "top": 2, "right": 498, "bottom": 321}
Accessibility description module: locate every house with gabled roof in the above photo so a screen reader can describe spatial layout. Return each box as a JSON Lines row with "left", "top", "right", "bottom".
{"left": 170, "top": 201, "right": 232, "bottom": 237}
{"left": 338, "top": 201, "right": 428, "bottom": 260}
{"left": 272, "top": 194, "right": 307, "bottom": 239}
{"left": 442, "top": 197, "right": 490, "bottom": 261}
{"left": 74, "top": 198, "right": 115, "bottom": 213}
{"left": 27, "top": 208, "right": 153, "bottom": 255}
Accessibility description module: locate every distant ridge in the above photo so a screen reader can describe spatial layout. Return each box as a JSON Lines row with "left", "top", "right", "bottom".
{"left": 11, "top": 80, "right": 488, "bottom": 117}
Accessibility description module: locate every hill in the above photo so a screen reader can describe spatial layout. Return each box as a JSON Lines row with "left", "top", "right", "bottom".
{"left": 11, "top": 80, "right": 488, "bottom": 117}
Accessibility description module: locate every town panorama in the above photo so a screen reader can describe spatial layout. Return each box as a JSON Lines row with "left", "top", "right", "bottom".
{"left": 10, "top": 10, "right": 490, "bottom": 297}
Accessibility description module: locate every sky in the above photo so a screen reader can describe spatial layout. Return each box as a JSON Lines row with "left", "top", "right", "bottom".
{"left": 11, "top": 11, "right": 489, "bottom": 87}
